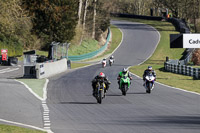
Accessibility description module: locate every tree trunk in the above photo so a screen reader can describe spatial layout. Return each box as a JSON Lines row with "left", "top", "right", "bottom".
{"left": 78, "top": 0, "right": 82, "bottom": 26}
{"left": 92, "top": 0, "right": 97, "bottom": 39}
{"left": 79, "top": 0, "right": 88, "bottom": 45}
{"left": 83, "top": 0, "right": 88, "bottom": 32}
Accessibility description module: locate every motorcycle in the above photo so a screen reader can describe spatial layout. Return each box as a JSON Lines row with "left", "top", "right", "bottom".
{"left": 102, "top": 60, "right": 106, "bottom": 68}
{"left": 109, "top": 58, "right": 114, "bottom": 66}
{"left": 144, "top": 73, "right": 155, "bottom": 93}
{"left": 119, "top": 76, "right": 131, "bottom": 96}
{"left": 95, "top": 79, "right": 106, "bottom": 104}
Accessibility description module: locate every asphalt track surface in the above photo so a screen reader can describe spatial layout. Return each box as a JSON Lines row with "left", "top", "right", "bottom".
{"left": 0, "top": 63, "right": 44, "bottom": 129}
{"left": 47, "top": 20, "right": 200, "bottom": 133}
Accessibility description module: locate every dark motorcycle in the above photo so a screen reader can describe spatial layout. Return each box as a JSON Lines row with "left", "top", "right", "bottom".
{"left": 109, "top": 58, "right": 114, "bottom": 66}
{"left": 95, "top": 79, "right": 106, "bottom": 104}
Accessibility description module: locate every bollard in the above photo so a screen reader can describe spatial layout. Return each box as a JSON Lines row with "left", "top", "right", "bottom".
{"left": 166, "top": 56, "right": 169, "bottom": 62}
{"left": 67, "top": 60, "right": 71, "bottom": 69}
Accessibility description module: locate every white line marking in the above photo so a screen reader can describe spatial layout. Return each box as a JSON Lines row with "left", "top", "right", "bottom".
{"left": 0, "top": 118, "right": 47, "bottom": 132}
{"left": 0, "top": 68, "right": 19, "bottom": 74}
{"left": 44, "top": 123, "right": 51, "bottom": 126}
{"left": 0, "top": 68, "right": 10, "bottom": 72}
{"left": 43, "top": 79, "right": 49, "bottom": 100}
{"left": 44, "top": 118, "right": 50, "bottom": 121}
{"left": 127, "top": 22, "right": 200, "bottom": 96}
{"left": 130, "top": 72, "right": 200, "bottom": 96}
{"left": 137, "top": 23, "right": 161, "bottom": 65}
{"left": 15, "top": 78, "right": 53, "bottom": 132}
{"left": 71, "top": 24, "right": 124, "bottom": 70}
{"left": 15, "top": 79, "right": 43, "bottom": 101}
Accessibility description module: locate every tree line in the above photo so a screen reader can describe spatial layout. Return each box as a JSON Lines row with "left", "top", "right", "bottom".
{"left": 0, "top": 0, "right": 110, "bottom": 56}
{"left": 1, "top": 0, "right": 200, "bottom": 57}
{"left": 109, "top": 0, "right": 200, "bottom": 32}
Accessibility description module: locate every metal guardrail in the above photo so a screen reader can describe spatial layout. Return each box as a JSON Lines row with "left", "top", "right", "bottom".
{"left": 68, "top": 28, "right": 111, "bottom": 61}
{"left": 164, "top": 61, "right": 200, "bottom": 79}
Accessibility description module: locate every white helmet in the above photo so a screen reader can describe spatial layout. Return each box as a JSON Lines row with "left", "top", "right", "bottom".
{"left": 122, "top": 68, "right": 127, "bottom": 73}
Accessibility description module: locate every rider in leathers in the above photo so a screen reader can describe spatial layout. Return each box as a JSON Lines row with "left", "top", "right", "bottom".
{"left": 92, "top": 72, "right": 111, "bottom": 97}
{"left": 117, "top": 68, "right": 132, "bottom": 89}
{"left": 143, "top": 66, "right": 156, "bottom": 86}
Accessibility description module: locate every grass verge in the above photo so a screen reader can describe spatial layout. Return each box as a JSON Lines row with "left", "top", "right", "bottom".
{"left": 16, "top": 78, "right": 46, "bottom": 99}
{"left": 0, "top": 124, "right": 46, "bottom": 133}
{"left": 71, "top": 24, "right": 122, "bottom": 69}
{"left": 114, "top": 18, "right": 200, "bottom": 94}
{"left": 68, "top": 39, "right": 99, "bottom": 56}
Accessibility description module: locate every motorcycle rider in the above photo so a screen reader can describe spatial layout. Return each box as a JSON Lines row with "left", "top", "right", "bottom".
{"left": 109, "top": 55, "right": 114, "bottom": 62}
{"left": 102, "top": 58, "right": 107, "bottom": 67}
{"left": 117, "top": 68, "right": 133, "bottom": 89}
{"left": 102, "top": 58, "right": 106, "bottom": 63}
{"left": 143, "top": 66, "right": 156, "bottom": 86}
{"left": 92, "top": 72, "right": 111, "bottom": 97}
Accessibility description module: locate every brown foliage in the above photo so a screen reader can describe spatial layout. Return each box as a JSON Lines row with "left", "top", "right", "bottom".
{"left": 192, "top": 49, "right": 200, "bottom": 65}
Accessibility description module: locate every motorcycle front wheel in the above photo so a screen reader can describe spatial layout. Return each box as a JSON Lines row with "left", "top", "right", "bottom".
{"left": 146, "top": 82, "right": 151, "bottom": 93}
{"left": 97, "top": 90, "right": 103, "bottom": 104}
{"left": 122, "top": 84, "right": 128, "bottom": 96}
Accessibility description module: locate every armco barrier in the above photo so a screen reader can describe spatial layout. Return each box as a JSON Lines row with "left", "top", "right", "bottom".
{"left": 68, "top": 28, "right": 111, "bottom": 61}
{"left": 36, "top": 58, "right": 67, "bottom": 79}
{"left": 111, "top": 13, "right": 164, "bottom": 21}
{"left": 164, "top": 61, "right": 200, "bottom": 79}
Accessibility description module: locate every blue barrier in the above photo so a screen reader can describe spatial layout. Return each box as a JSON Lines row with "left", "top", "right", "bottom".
{"left": 68, "top": 28, "right": 111, "bottom": 61}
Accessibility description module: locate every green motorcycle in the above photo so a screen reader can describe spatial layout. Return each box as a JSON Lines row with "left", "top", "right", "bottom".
{"left": 120, "top": 75, "right": 131, "bottom": 96}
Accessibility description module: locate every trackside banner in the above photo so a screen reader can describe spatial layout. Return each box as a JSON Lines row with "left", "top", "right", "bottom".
{"left": 183, "top": 34, "right": 200, "bottom": 48}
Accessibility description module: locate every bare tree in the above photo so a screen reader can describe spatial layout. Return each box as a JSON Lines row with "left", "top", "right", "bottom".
{"left": 79, "top": 0, "right": 89, "bottom": 45}
{"left": 92, "top": 0, "right": 97, "bottom": 39}
{"left": 78, "top": 0, "right": 83, "bottom": 26}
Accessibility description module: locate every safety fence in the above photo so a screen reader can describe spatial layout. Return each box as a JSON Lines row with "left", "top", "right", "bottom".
{"left": 164, "top": 61, "right": 200, "bottom": 79}
{"left": 68, "top": 28, "right": 111, "bottom": 61}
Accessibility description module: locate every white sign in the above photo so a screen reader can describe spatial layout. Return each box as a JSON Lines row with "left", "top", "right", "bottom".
{"left": 40, "top": 64, "right": 45, "bottom": 75}
{"left": 183, "top": 34, "right": 200, "bottom": 48}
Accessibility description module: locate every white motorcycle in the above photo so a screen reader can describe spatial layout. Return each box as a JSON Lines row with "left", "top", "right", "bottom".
{"left": 109, "top": 58, "right": 114, "bottom": 66}
{"left": 102, "top": 59, "right": 106, "bottom": 68}
{"left": 144, "top": 73, "right": 155, "bottom": 93}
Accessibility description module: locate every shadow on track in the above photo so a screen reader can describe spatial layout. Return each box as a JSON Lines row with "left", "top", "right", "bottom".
{"left": 112, "top": 115, "right": 200, "bottom": 128}
{"left": 59, "top": 102, "right": 97, "bottom": 104}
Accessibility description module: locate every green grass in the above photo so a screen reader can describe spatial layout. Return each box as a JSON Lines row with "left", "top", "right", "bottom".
{"left": 68, "top": 39, "right": 99, "bottom": 56}
{"left": 0, "top": 124, "right": 46, "bottom": 133}
{"left": 16, "top": 78, "right": 46, "bottom": 99}
{"left": 71, "top": 62, "right": 90, "bottom": 69}
{"left": 114, "top": 18, "right": 200, "bottom": 93}
{"left": 71, "top": 25, "right": 122, "bottom": 68}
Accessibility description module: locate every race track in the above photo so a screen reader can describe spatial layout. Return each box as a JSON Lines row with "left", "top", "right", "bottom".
{"left": 47, "top": 20, "right": 200, "bottom": 133}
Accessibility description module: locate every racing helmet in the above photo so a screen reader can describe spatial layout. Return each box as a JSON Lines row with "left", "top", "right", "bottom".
{"left": 148, "top": 66, "right": 152, "bottom": 71}
{"left": 122, "top": 68, "right": 127, "bottom": 74}
{"left": 99, "top": 72, "right": 105, "bottom": 78}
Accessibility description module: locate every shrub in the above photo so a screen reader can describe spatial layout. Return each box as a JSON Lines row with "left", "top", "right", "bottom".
{"left": 192, "top": 49, "right": 200, "bottom": 65}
